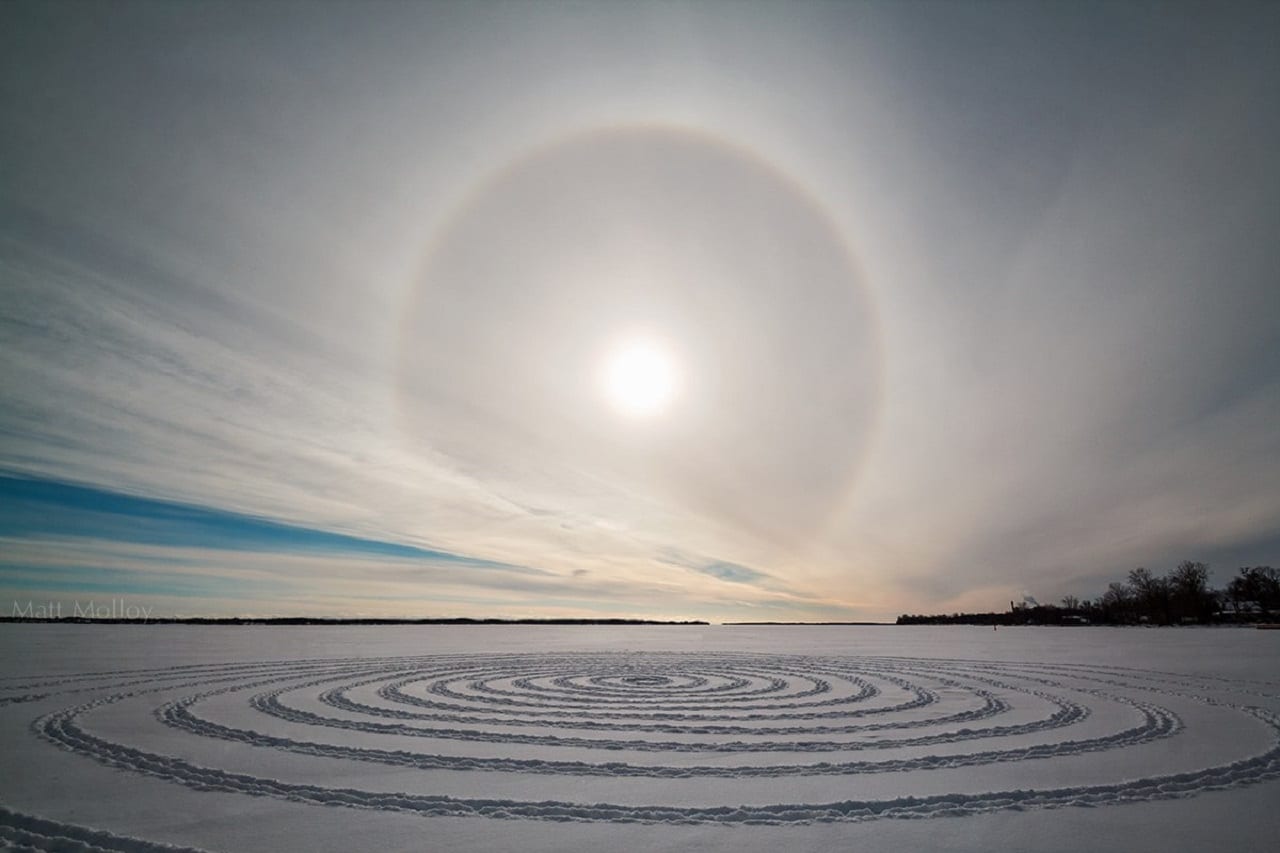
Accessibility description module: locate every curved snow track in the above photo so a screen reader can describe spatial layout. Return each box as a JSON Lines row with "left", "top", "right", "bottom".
{"left": 3, "top": 650, "right": 1279, "bottom": 849}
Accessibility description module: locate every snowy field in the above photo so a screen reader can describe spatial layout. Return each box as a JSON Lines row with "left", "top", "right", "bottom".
{"left": 1, "top": 625, "right": 1278, "bottom": 852}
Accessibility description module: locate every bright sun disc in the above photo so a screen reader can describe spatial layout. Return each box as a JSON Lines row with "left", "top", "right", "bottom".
{"left": 600, "top": 337, "right": 680, "bottom": 417}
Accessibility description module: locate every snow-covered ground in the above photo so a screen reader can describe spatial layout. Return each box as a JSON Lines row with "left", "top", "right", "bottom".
{"left": 1, "top": 625, "right": 1277, "bottom": 852}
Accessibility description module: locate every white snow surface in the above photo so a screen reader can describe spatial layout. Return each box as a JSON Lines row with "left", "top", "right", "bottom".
{"left": 1, "top": 624, "right": 1277, "bottom": 852}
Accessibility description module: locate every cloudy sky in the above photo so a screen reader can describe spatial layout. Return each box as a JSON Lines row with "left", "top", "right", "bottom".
{"left": 2, "top": 1, "right": 1278, "bottom": 621}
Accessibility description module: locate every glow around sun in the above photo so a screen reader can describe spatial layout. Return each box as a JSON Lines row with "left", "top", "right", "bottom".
{"left": 599, "top": 336, "right": 681, "bottom": 418}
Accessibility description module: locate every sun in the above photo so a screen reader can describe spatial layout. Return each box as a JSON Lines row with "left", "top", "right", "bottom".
{"left": 599, "top": 336, "right": 680, "bottom": 418}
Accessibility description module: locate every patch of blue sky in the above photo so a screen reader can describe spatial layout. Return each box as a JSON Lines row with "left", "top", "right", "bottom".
{"left": 0, "top": 474, "right": 541, "bottom": 573}
{"left": 698, "top": 561, "right": 770, "bottom": 584}
{"left": 655, "top": 547, "right": 772, "bottom": 586}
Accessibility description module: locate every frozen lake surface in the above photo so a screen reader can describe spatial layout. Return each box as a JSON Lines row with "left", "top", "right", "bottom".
{"left": 1, "top": 624, "right": 1278, "bottom": 851}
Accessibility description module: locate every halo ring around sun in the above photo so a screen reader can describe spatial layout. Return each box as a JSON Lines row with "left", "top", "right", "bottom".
{"left": 396, "top": 123, "right": 882, "bottom": 542}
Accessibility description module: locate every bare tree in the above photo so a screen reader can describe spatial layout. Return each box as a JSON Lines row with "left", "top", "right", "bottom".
{"left": 1100, "top": 582, "right": 1133, "bottom": 622}
{"left": 1229, "top": 566, "right": 1280, "bottom": 617}
{"left": 1127, "top": 567, "right": 1170, "bottom": 624}
{"left": 1170, "top": 561, "right": 1212, "bottom": 622}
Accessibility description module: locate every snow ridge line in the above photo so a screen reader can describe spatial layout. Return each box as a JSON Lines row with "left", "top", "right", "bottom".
{"left": 0, "top": 657, "right": 414, "bottom": 706}
{"left": 384, "top": 658, "right": 936, "bottom": 717}
{"left": 322, "top": 655, "right": 1063, "bottom": 743}
{"left": 32, "top": 698, "right": 1280, "bottom": 825}
{"left": 0, "top": 652, "right": 475, "bottom": 689}
{"left": 160, "top": 689, "right": 1175, "bottom": 778}
{"left": 404, "top": 659, "right": 893, "bottom": 713}
{"left": 0, "top": 805, "right": 208, "bottom": 852}
{"left": 259, "top": 687, "right": 1069, "bottom": 752}
{"left": 318, "top": 679, "right": 998, "bottom": 734}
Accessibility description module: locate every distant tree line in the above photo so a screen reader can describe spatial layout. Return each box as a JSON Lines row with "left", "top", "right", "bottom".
{"left": 0, "top": 616, "right": 711, "bottom": 626}
{"left": 897, "top": 562, "right": 1279, "bottom": 626}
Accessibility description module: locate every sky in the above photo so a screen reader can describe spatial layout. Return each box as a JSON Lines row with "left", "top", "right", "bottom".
{"left": 2, "top": 1, "right": 1278, "bottom": 622}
